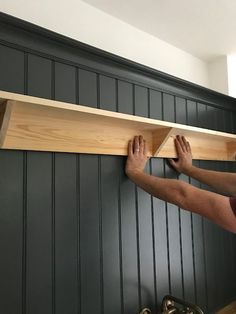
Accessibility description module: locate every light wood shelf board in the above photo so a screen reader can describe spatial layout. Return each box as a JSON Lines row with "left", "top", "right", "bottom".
{"left": 0, "top": 90, "right": 236, "bottom": 160}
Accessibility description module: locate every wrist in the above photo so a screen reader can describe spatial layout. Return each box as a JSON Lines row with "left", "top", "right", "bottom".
{"left": 126, "top": 168, "right": 144, "bottom": 179}
{"left": 182, "top": 164, "right": 195, "bottom": 176}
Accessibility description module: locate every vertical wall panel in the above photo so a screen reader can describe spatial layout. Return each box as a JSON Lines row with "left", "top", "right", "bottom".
{"left": 118, "top": 82, "right": 139, "bottom": 314}
{"left": 232, "top": 112, "right": 236, "bottom": 132}
{"left": 193, "top": 103, "right": 208, "bottom": 311}
{"left": 99, "top": 75, "right": 116, "bottom": 111}
{"left": 101, "top": 156, "right": 122, "bottom": 314}
{"left": 137, "top": 175, "right": 156, "bottom": 310}
{"left": 0, "top": 151, "right": 23, "bottom": 314}
{"left": 0, "top": 45, "right": 25, "bottom": 93}
{"left": 215, "top": 108, "right": 226, "bottom": 132}
{"left": 149, "top": 89, "right": 162, "bottom": 119}
{"left": 28, "top": 54, "right": 52, "bottom": 98}
{"left": 55, "top": 62, "right": 76, "bottom": 103}
{"left": 151, "top": 159, "right": 169, "bottom": 310}
{"left": 54, "top": 154, "right": 78, "bottom": 314}
{"left": 54, "top": 63, "right": 78, "bottom": 314}
{"left": 78, "top": 69, "right": 97, "bottom": 108}
{"left": 120, "top": 175, "right": 139, "bottom": 314}
{"left": 201, "top": 105, "right": 219, "bottom": 311}
{"left": 163, "top": 94, "right": 183, "bottom": 299}
{"left": 228, "top": 117, "right": 236, "bottom": 298}
{"left": 205, "top": 106, "right": 217, "bottom": 131}
{"left": 100, "top": 75, "right": 121, "bottom": 314}
{"left": 212, "top": 168, "right": 225, "bottom": 306}
{"left": 0, "top": 46, "right": 24, "bottom": 314}
{"left": 218, "top": 104, "right": 233, "bottom": 301}
{"left": 202, "top": 163, "right": 220, "bottom": 312}
{"left": 175, "top": 97, "right": 187, "bottom": 124}
{"left": 134, "top": 85, "right": 155, "bottom": 311}
{"left": 163, "top": 94, "right": 175, "bottom": 123}
{"left": 186, "top": 100, "right": 198, "bottom": 127}
{"left": 176, "top": 97, "right": 195, "bottom": 304}
{"left": 134, "top": 85, "right": 148, "bottom": 117}
{"left": 197, "top": 103, "right": 207, "bottom": 128}
{"left": 118, "top": 80, "right": 133, "bottom": 114}
{"left": 79, "top": 155, "right": 101, "bottom": 314}
{"left": 191, "top": 184, "right": 208, "bottom": 312}
{"left": 78, "top": 71, "right": 101, "bottom": 314}
{"left": 26, "top": 55, "right": 53, "bottom": 314}
{"left": 206, "top": 107, "right": 227, "bottom": 309}
{"left": 223, "top": 110, "right": 232, "bottom": 133}
{"left": 150, "top": 91, "right": 168, "bottom": 310}
{"left": 26, "top": 152, "right": 52, "bottom": 314}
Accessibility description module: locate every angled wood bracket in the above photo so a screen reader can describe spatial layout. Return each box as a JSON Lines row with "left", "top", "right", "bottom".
{"left": 0, "top": 90, "right": 236, "bottom": 161}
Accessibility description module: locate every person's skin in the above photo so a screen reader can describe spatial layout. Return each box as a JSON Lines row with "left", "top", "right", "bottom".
{"left": 125, "top": 135, "right": 236, "bottom": 233}
{"left": 168, "top": 136, "right": 236, "bottom": 196}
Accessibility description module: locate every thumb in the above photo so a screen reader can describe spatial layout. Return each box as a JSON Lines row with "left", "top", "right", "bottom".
{"left": 168, "top": 158, "right": 178, "bottom": 171}
{"left": 168, "top": 158, "right": 176, "bottom": 166}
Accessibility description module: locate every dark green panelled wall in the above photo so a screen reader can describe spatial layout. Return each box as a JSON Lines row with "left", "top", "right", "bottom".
{"left": 0, "top": 13, "right": 236, "bottom": 314}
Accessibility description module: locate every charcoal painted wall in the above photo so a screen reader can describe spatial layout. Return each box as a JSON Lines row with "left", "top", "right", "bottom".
{"left": 0, "top": 13, "right": 236, "bottom": 314}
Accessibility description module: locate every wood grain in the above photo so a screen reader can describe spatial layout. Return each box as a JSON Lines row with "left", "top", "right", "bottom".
{"left": 0, "top": 101, "right": 13, "bottom": 148}
{"left": 0, "top": 90, "right": 236, "bottom": 160}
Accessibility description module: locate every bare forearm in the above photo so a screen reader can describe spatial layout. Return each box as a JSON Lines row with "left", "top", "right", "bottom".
{"left": 184, "top": 165, "right": 236, "bottom": 196}
{"left": 128, "top": 170, "right": 186, "bottom": 206}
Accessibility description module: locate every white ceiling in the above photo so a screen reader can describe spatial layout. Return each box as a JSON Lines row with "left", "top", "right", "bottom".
{"left": 82, "top": 0, "right": 236, "bottom": 61}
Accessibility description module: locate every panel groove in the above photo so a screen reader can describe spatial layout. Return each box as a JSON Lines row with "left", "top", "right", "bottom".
{"left": 161, "top": 95, "right": 171, "bottom": 297}
{"left": 22, "top": 151, "right": 27, "bottom": 314}
{"left": 132, "top": 84, "right": 135, "bottom": 116}
{"left": 76, "top": 154, "right": 81, "bottom": 314}
{"left": 97, "top": 74, "right": 103, "bottom": 313}
{"left": 135, "top": 185, "right": 142, "bottom": 309}
{"left": 24, "top": 52, "right": 28, "bottom": 95}
{"left": 51, "top": 62, "right": 55, "bottom": 314}
{"left": 178, "top": 207, "right": 185, "bottom": 300}
{"left": 76, "top": 68, "right": 79, "bottom": 105}
{"left": 115, "top": 78, "right": 119, "bottom": 113}
{"left": 148, "top": 90, "right": 158, "bottom": 311}
{"left": 175, "top": 94, "right": 185, "bottom": 300}
{"left": 147, "top": 88, "right": 151, "bottom": 119}
{"left": 51, "top": 61, "right": 55, "bottom": 100}
{"left": 191, "top": 213, "right": 197, "bottom": 304}
{"left": 201, "top": 177, "right": 209, "bottom": 312}
{"left": 116, "top": 79, "right": 124, "bottom": 314}
{"left": 150, "top": 161, "right": 158, "bottom": 311}
{"left": 98, "top": 155, "right": 104, "bottom": 314}
{"left": 164, "top": 161, "right": 171, "bottom": 295}
{"left": 133, "top": 83, "right": 141, "bottom": 309}
{"left": 51, "top": 153, "right": 55, "bottom": 314}
{"left": 97, "top": 74, "right": 101, "bottom": 109}
{"left": 118, "top": 168, "right": 125, "bottom": 314}
{"left": 149, "top": 90, "right": 158, "bottom": 311}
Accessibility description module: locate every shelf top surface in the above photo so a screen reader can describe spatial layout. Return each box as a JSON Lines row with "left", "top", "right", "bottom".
{"left": 1, "top": 90, "right": 236, "bottom": 140}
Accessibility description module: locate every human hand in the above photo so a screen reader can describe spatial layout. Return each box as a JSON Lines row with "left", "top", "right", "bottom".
{"left": 168, "top": 135, "right": 193, "bottom": 174}
{"left": 125, "top": 135, "right": 149, "bottom": 178}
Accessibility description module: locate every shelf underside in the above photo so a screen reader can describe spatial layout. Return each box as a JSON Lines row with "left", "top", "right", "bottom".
{"left": 0, "top": 91, "right": 236, "bottom": 161}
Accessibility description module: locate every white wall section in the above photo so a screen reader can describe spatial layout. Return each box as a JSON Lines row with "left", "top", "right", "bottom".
{"left": 0, "top": 0, "right": 209, "bottom": 88}
{"left": 227, "top": 54, "right": 236, "bottom": 98}
{"left": 208, "top": 56, "right": 228, "bottom": 95}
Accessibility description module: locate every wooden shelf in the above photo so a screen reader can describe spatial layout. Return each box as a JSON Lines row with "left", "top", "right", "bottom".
{"left": 0, "top": 90, "right": 236, "bottom": 161}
